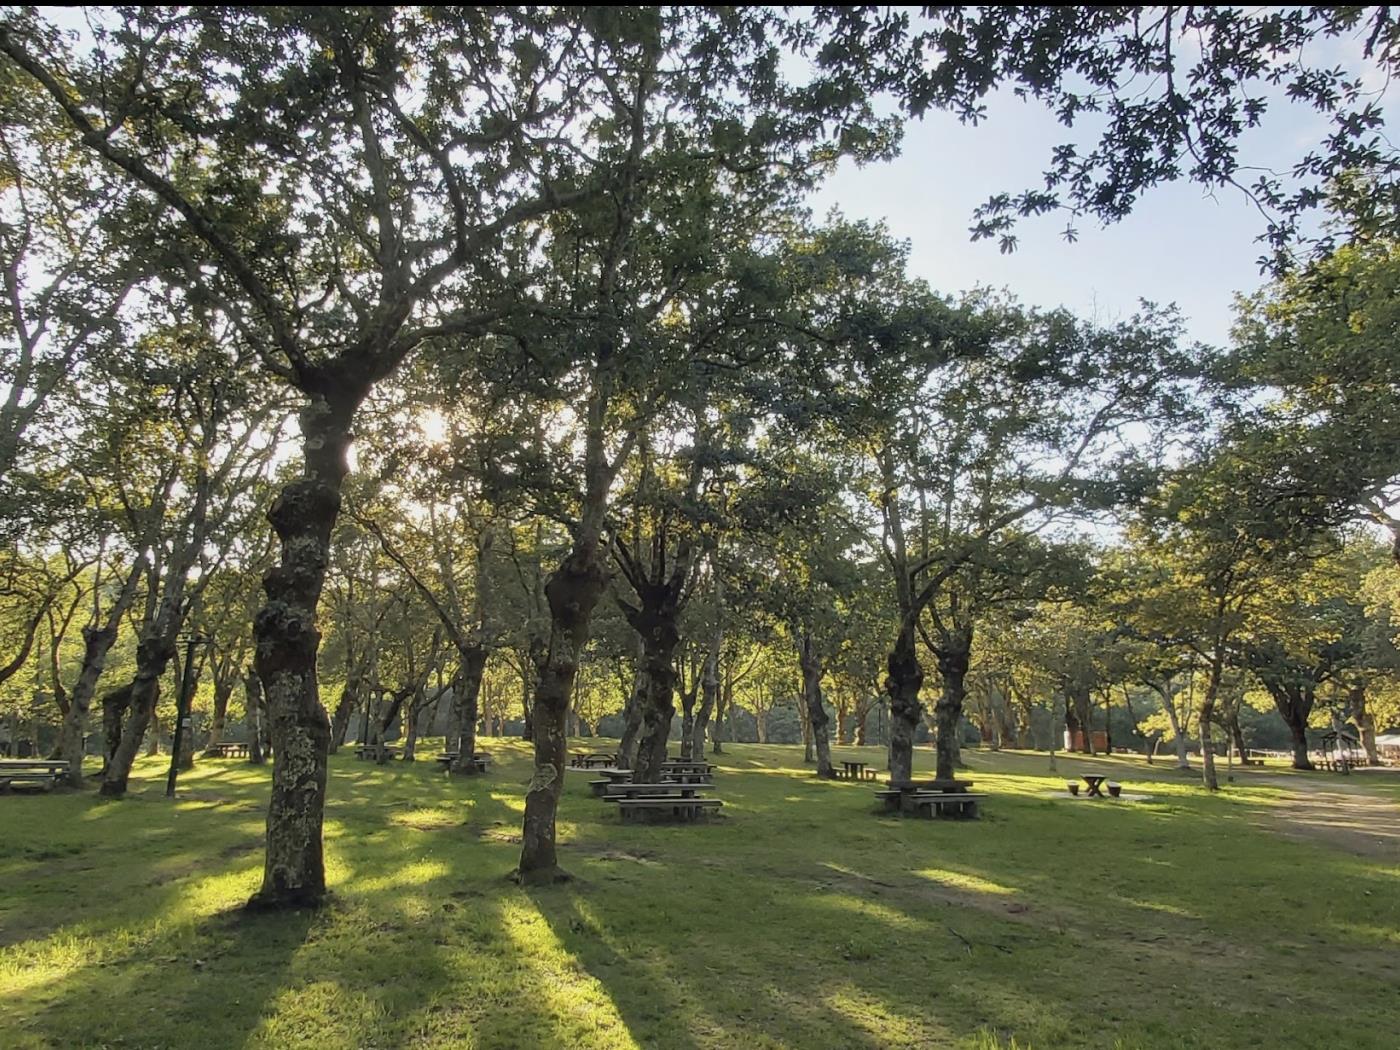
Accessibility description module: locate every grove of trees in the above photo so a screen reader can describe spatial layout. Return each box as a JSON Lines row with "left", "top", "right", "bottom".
{"left": 3, "top": 6, "right": 1400, "bottom": 905}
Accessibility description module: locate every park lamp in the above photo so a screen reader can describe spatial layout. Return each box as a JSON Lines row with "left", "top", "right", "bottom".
{"left": 165, "top": 631, "right": 210, "bottom": 798}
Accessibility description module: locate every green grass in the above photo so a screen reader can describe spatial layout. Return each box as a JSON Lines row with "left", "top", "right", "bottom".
{"left": 2, "top": 741, "right": 1397, "bottom": 1049}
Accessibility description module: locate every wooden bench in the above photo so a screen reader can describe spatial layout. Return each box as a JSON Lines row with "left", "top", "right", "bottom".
{"left": 906, "top": 792, "right": 986, "bottom": 819}
{"left": 0, "top": 760, "right": 67, "bottom": 792}
{"left": 1065, "top": 780, "right": 1080, "bottom": 796}
{"left": 614, "top": 797, "right": 722, "bottom": 823}
{"left": 204, "top": 742, "right": 249, "bottom": 758}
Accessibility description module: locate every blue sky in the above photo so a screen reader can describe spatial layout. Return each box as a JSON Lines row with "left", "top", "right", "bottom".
{"left": 806, "top": 60, "right": 1390, "bottom": 349}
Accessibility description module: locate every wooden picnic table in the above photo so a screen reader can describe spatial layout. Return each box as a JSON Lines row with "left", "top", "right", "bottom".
{"left": 1082, "top": 774, "right": 1109, "bottom": 798}
{"left": 570, "top": 752, "right": 619, "bottom": 769}
{"left": 836, "top": 759, "right": 877, "bottom": 781}
{"left": 0, "top": 758, "right": 67, "bottom": 771}
{"left": 205, "top": 742, "right": 249, "bottom": 758}
{"left": 354, "top": 744, "right": 400, "bottom": 759}
{"left": 0, "top": 758, "right": 67, "bottom": 792}
{"left": 660, "top": 760, "right": 713, "bottom": 772}
{"left": 436, "top": 752, "right": 492, "bottom": 773}
{"left": 875, "top": 778, "right": 978, "bottom": 815}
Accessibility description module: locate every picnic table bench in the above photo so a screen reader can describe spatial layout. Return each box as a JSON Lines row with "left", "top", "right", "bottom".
{"left": 600, "top": 781, "right": 722, "bottom": 823}
{"left": 0, "top": 758, "right": 67, "bottom": 792}
{"left": 436, "top": 751, "right": 492, "bottom": 773}
{"left": 904, "top": 791, "right": 986, "bottom": 819}
{"left": 875, "top": 779, "right": 978, "bottom": 816}
{"left": 204, "top": 742, "right": 249, "bottom": 758}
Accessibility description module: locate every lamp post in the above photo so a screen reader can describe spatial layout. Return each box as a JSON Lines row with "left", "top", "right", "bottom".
{"left": 166, "top": 632, "right": 208, "bottom": 798}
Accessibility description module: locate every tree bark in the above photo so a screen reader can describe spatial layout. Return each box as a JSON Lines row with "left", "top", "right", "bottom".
{"left": 690, "top": 639, "right": 719, "bottom": 766}
{"left": 517, "top": 541, "right": 608, "bottom": 884}
{"left": 99, "top": 684, "right": 132, "bottom": 777}
{"left": 631, "top": 628, "right": 681, "bottom": 785}
{"left": 100, "top": 630, "right": 174, "bottom": 800}
{"left": 328, "top": 671, "right": 360, "bottom": 756}
{"left": 798, "top": 632, "right": 833, "bottom": 777}
{"left": 617, "top": 646, "right": 645, "bottom": 768}
{"left": 449, "top": 647, "right": 488, "bottom": 774}
{"left": 56, "top": 558, "right": 145, "bottom": 787}
{"left": 245, "top": 667, "right": 265, "bottom": 764}
{"left": 885, "top": 626, "right": 924, "bottom": 785}
{"left": 1350, "top": 685, "right": 1378, "bottom": 765}
{"left": 248, "top": 391, "right": 359, "bottom": 910}
{"left": 932, "top": 628, "right": 971, "bottom": 781}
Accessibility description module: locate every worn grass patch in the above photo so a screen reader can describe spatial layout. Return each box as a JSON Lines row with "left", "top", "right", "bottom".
{"left": 1, "top": 741, "right": 1397, "bottom": 1048}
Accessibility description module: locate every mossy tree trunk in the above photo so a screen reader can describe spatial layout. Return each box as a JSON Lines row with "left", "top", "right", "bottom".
{"left": 248, "top": 390, "right": 360, "bottom": 910}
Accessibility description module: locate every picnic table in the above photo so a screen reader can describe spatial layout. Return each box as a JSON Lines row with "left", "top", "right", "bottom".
{"left": 570, "top": 752, "right": 618, "bottom": 769}
{"left": 874, "top": 778, "right": 983, "bottom": 818}
{"left": 0, "top": 758, "right": 67, "bottom": 792}
{"left": 835, "top": 759, "right": 877, "bottom": 781}
{"left": 659, "top": 760, "right": 713, "bottom": 773}
{"left": 436, "top": 751, "right": 492, "bottom": 773}
{"left": 600, "top": 781, "right": 721, "bottom": 823}
{"left": 204, "top": 742, "right": 249, "bottom": 758}
{"left": 354, "top": 744, "right": 400, "bottom": 759}
{"left": 1065, "top": 775, "right": 1122, "bottom": 798}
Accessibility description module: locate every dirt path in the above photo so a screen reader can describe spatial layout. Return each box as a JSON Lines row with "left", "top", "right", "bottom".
{"left": 1248, "top": 773, "right": 1400, "bottom": 861}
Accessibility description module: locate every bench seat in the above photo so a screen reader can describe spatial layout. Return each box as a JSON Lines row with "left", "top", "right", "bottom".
{"left": 0, "top": 772, "right": 61, "bottom": 792}
{"left": 614, "top": 797, "right": 722, "bottom": 824}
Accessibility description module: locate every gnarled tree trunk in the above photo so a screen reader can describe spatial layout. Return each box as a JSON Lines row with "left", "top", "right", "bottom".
{"left": 248, "top": 391, "right": 359, "bottom": 910}
{"left": 798, "top": 632, "right": 833, "bottom": 778}
{"left": 449, "top": 647, "right": 488, "bottom": 775}
{"left": 932, "top": 627, "right": 971, "bottom": 781}
{"left": 517, "top": 541, "right": 608, "bottom": 884}
{"left": 885, "top": 627, "right": 923, "bottom": 785}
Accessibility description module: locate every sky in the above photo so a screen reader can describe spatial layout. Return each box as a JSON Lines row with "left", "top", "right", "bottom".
{"left": 804, "top": 33, "right": 1396, "bottom": 350}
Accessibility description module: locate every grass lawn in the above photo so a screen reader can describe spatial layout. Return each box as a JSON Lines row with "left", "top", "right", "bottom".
{"left": 2, "top": 741, "right": 1397, "bottom": 1049}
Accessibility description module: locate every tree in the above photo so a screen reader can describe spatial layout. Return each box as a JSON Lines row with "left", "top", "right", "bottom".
{"left": 1, "top": 7, "right": 670, "bottom": 906}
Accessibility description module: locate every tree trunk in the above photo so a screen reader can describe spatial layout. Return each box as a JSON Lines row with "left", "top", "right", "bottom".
{"left": 248, "top": 392, "right": 359, "bottom": 911}
{"left": 100, "top": 685, "right": 132, "bottom": 777}
{"left": 711, "top": 673, "right": 730, "bottom": 755}
{"left": 755, "top": 702, "right": 768, "bottom": 744}
{"left": 679, "top": 683, "right": 697, "bottom": 761}
{"left": 631, "top": 629, "right": 681, "bottom": 785}
{"left": 1350, "top": 685, "right": 1379, "bottom": 765}
{"left": 55, "top": 559, "right": 145, "bottom": 787}
{"left": 854, "top": 706, "right": 868, "bottom": 746}
{"left": 885, "top": 626, "right": 924, "bottom": 785}
{"left": 1228, "top": 709, "right": 1247, "bottom": 764}
{"left": 101, "top": 624, "right": 182, "bottom": 795}
{"left": 932, "top": 630, "right": 971, "bottom": 781}
{"left": 517, "top": 539, "right": 608, "bottom": 884}
{"left": 1199, "top": 652, "right": 1226, "bottom": 791}
{"left": 245, "top": 668, "right": 265, "bottom": 765}
{"left": 798, "top": 633, "right": 833, "bottom": 777}
{"left": 328, "top": 673, "right": 359, "bottom": 755}
{"left": 207, "top": 672, "right": 233, "bottom": 753}
{"left": 1265, "top": 684, "right": 1316, "bottom": 771}
{"left": 617, "top": 647, "right": 645, "bottom": 769}
{"left": 691, "top": 636, "right": 719, "bottom": 766}
{"left": 449, "top": 647, "right": 488, "bottom": 775}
